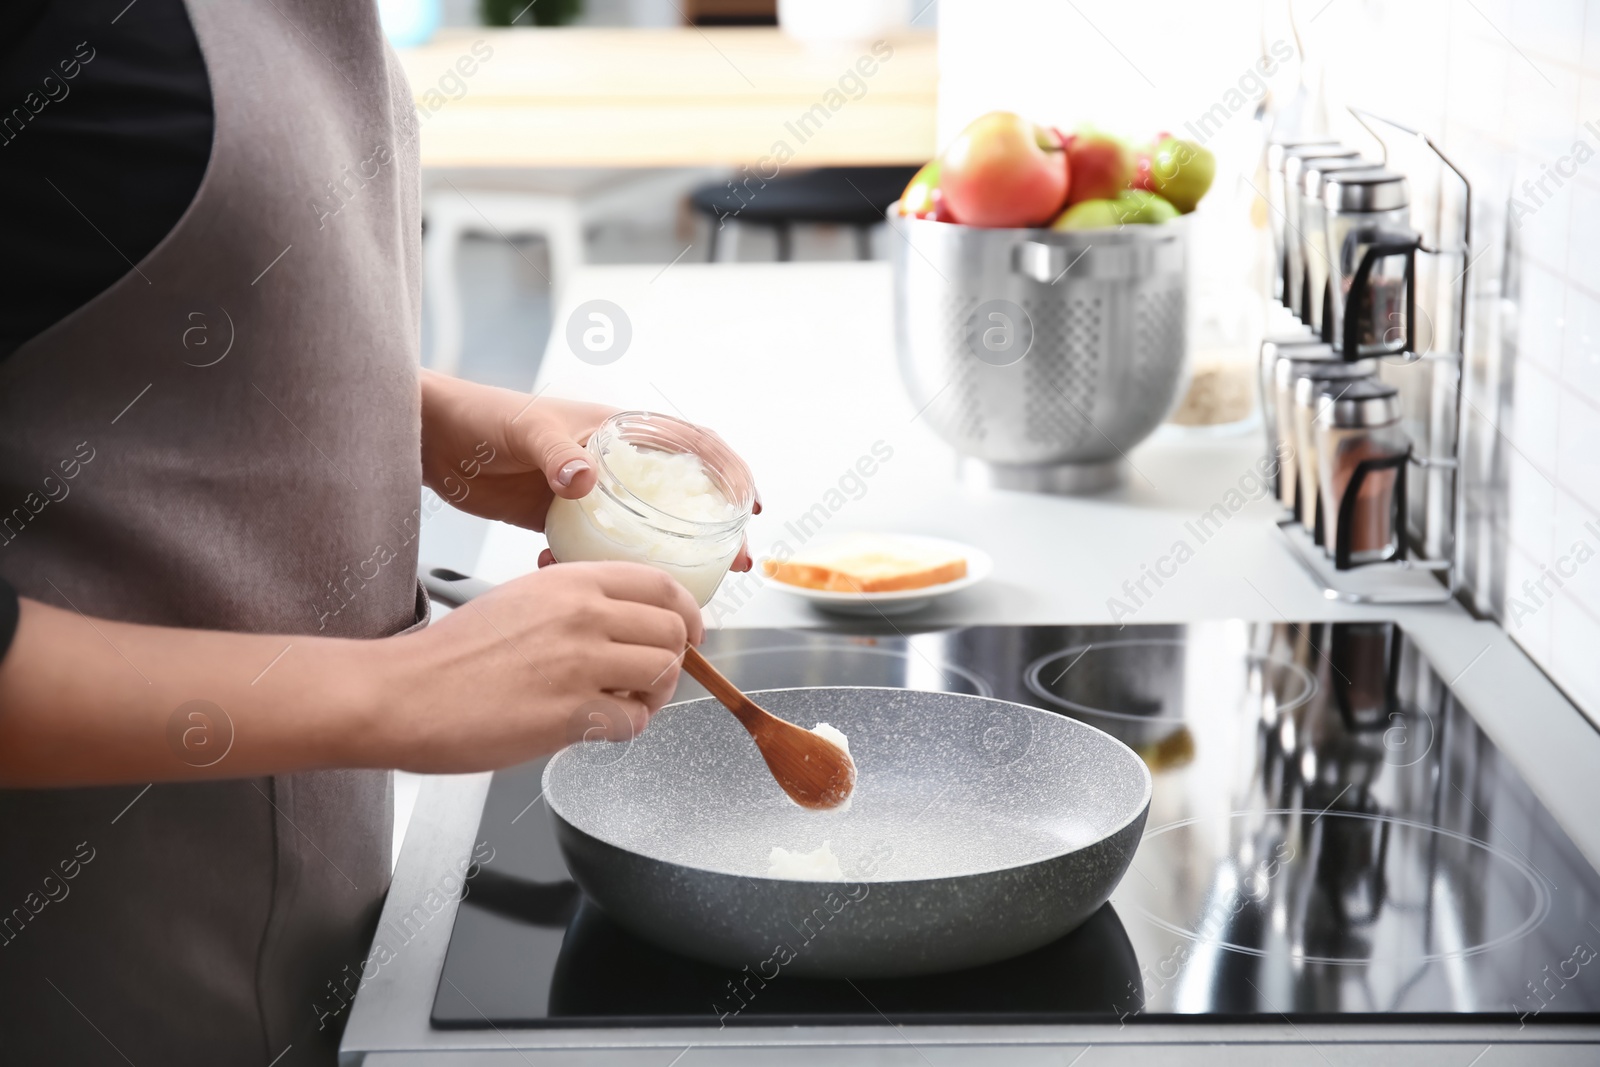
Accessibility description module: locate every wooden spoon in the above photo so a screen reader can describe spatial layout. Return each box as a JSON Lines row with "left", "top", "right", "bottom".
{"left": 681, "top": 646, "right": 856, "bottom": 810}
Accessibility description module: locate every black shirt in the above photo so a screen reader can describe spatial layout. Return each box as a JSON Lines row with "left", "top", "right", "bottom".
{"left": 0, "top": 0, "right": 212, "bottom": 657}
{"left": 0, "top": 0, "right": 214, "bottom": 360}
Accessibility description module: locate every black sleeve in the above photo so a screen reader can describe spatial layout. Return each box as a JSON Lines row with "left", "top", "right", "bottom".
{"left": 0, "top": 0, "right": 213, "bottom": 359}
{"left": 0, "top": 577, "right": 18, "bottom": 664}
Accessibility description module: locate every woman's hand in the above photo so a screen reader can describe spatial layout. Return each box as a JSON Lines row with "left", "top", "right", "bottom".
{"left": 373, "top": 562, "right": 703, "bottom": 773}
{"left": 419, "top": 369, "right": 756, "bottom": 571}
{"left": 0, "top": 561, "right": 703, "bottom": 786}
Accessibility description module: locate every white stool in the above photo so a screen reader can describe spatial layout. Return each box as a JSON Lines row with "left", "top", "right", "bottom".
{"left": 420, "top": 168, "right": 722, "bottom": 377}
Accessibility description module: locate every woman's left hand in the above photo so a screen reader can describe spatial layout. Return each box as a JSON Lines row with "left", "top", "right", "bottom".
{"left": 419, "top": 370, "right": 756, "bottom": 571}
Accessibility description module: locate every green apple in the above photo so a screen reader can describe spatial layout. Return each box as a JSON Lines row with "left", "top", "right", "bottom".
{"left": 1147, "top": 137, "right": 1215, "bottom": 213}
{"left": 1117, "top": 189, "right": 1180, "bottom": 224}
{"left": 1050, "top": 198, "right": 1128, "bottom": 231}
{"left": 1050, "top": 190, "right": 1178, "bottom": 230}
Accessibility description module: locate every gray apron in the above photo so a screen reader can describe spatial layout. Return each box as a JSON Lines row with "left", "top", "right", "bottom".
{"left": 0, "top": 2, "right": 425, "bottom": 1063}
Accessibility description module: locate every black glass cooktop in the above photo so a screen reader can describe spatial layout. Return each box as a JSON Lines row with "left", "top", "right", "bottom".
{"left": 432, "top": 623, "right": 1600, "bottom": 1028}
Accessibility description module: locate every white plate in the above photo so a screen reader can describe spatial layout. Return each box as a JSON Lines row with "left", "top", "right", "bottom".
{"left": 762, "top": 536, "right": 993, "bottom": 616}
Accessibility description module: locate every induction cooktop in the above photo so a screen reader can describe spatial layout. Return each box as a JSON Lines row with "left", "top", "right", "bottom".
{"left": 431, "top": 622, "right": 1600, "bottom": 1028}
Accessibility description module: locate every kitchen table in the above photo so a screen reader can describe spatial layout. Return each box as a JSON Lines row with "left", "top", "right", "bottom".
{"left": 396, "top": 29, "right": 938, "bottom": 168}
{"left": 340, "top": 263, "right": 1600, "bottom": 1064}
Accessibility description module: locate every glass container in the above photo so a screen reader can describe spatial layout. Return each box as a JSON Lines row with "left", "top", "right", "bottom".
{"left": 1280, "top": 146, "right": 1359, "bottom": 325}
{"left": 1265, "top": 137, "right": 1338, "bottom": 306}
{"left": 544, "top": 410, "right": 756, "bottom": 606}
{"left": 1299, "top": 158, "right": 1379, "bottom": 343}
{"left": 1324, "top": 170, "right": 1419, "bottom": 361}
{"left": 1315, "top": 378, "right": 1408, "bottom": 567}
{"left": 1275, "top": 355, "right": 1375, "bottom": 527}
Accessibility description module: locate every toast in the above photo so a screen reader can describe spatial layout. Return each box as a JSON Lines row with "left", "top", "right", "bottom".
{"left": 762, "top": 534, "right": 968, "bottom": 594}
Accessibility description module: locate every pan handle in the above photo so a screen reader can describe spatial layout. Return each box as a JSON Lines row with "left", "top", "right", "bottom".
{"left": 420, "top": 564, "right": 496, "bottom": 607}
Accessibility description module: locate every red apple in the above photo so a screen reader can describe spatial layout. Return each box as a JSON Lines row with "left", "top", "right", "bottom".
{"left": 899, "top": 159, "right": 942, "bottom": 219}
{"left": 939, "top": 111, "right": 1069, "bottom": 228}
{"left": 1128, "top": 143, "right": 1156, "bottom": 191}
{"left": 1058, "top": 127, "right": 1134, "bottom": 206}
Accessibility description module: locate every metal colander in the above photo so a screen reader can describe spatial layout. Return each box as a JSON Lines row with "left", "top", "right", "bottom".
{"left": 891, "top": 209, "right": 1190, "bottom": 492}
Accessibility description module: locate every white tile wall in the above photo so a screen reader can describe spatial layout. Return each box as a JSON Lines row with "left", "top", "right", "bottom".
{"left": 936, "top": 0, "right": 1600, "bottom": 721}
{"left": 1318, "top": 0, "right": 1600, "bottom": 723}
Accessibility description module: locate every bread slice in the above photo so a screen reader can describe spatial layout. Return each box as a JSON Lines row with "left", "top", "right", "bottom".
{"left": 762, "top": 534, "right": 968, "bottom": 594}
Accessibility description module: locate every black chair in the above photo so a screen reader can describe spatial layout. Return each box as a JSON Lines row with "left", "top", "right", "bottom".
{"left": 688, "top": 165, "right": 919, "bottom": 262}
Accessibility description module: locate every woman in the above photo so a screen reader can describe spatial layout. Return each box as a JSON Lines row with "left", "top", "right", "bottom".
{"left": 0, "top": 2, "right": 744, "bottom": 1063}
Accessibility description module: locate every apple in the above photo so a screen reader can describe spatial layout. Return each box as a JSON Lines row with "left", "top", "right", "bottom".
{"left": 940, "top": 111, "right": 1069, "bottom": 228}
{"left": 1059, "top": 127, "right": 1134, "bottom": 206}
{"left": 1117, "top": 189, "right": 1179, "bottom": 224}
{"left": 1147, "top": 136, "right": 1215, "bottom": 213}
{"left": 1050, "top": 190, "right": 1178, "bottom": 231}
{"left": 1051, "top": 198, "right": 1129, "bottom": 231}
{"left": 899, "top": 159, "right": 943, "bottom": 219}
{"left": 1128, "top": 145, "right": 1156, "bottom": 191}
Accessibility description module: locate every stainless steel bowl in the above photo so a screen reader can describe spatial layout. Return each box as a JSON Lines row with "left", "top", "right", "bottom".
{"left": 891, "top": 209, "right": 1190, "bottom": 492}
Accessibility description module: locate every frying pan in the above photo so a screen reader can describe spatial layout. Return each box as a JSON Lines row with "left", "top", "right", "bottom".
{"left": 546, "top": 686, "right": 1149, "bottom": 978}
{"left": 423, "top": 567, "right": 1152, "bottom": 978}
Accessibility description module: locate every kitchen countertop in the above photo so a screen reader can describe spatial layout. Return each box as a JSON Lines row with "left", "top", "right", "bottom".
{"left": 396, "top": 29, "right": 937, "bottom": 168}
{"left": 341, "top": 263, "right": 1600, "bottom": 1063}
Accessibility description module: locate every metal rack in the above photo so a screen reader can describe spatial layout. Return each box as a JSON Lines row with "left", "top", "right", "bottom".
{"left": 1275, "top": 108, "right": 1470, "bottom": 605}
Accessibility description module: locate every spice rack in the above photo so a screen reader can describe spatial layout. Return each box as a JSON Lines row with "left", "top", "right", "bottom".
{"left": 1275, "top": 109, "right": 1470, "bottom": 605}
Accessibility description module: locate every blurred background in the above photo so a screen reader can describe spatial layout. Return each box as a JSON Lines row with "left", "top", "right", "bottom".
{"left": 389, "top": 0, "right": 1600, "bottom": 726}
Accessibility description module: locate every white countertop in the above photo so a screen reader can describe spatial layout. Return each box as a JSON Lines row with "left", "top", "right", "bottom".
{"left": 347, "top": 262, "right": 1600, "bottom": 1063}
{"left": 474, "top": 260, "right": 1598, "bottom": 873}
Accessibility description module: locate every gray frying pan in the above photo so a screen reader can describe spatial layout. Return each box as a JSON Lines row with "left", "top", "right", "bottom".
{"left": 423, "top": 567, "right": 1151, "bottom": 979}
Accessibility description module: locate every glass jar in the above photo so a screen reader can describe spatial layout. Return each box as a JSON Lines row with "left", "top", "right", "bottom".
{"left": 1276, "top": 355, "right": 1375, "bottom": 530}
{"left": 1315, "top": 379, "right": 1408, "bottom": 567}
{"left": 1324, "top": 169, "right": 1419, "bottom": 361}
{"left": 544, "top": 411, "right": 756, "bottom": 606}
{"left": 1262, "top": 339, "right": 1335, "bottom": 505}
{"left": 1299, "top": 158, "right": 1378, "bottom": 342}
{"left": 1266, "top": 137, "right": 1339, "bottom": 306}
{"left": 1280, "top": 145, "right": 1359, "bottom": 325}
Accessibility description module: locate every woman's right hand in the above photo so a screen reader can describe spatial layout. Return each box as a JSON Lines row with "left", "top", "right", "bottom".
{"left": 371, "top": 562, "right": 704, "bottom": 774}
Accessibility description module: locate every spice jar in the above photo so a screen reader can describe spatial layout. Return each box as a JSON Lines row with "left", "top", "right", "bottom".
{"left": 1299, "top": 158, "right": 1379, "bottom": 342}
{"left": 1272, "top": 347, "right": 1371, "bottom": 517}
{"left": 1293, "top": 367, "right": 1377, "bottom": 543}
{"left": 544, "top": 410, "right": 756, "bottom": 605}
{"left": 1266, "top": 137, "right": 1339, "bottom": 306}
{"left": 1324, "top": 169, "right": 1420, "bottom": 361}
{"left": 1261, "top": 339, "right": 1335, "bottom": 503}
{"left": 1315, "top": 378, "right": 1408, "bottom": 567}
{"left": 1280, "top": 145, "right": 1359, "bottom": 324}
